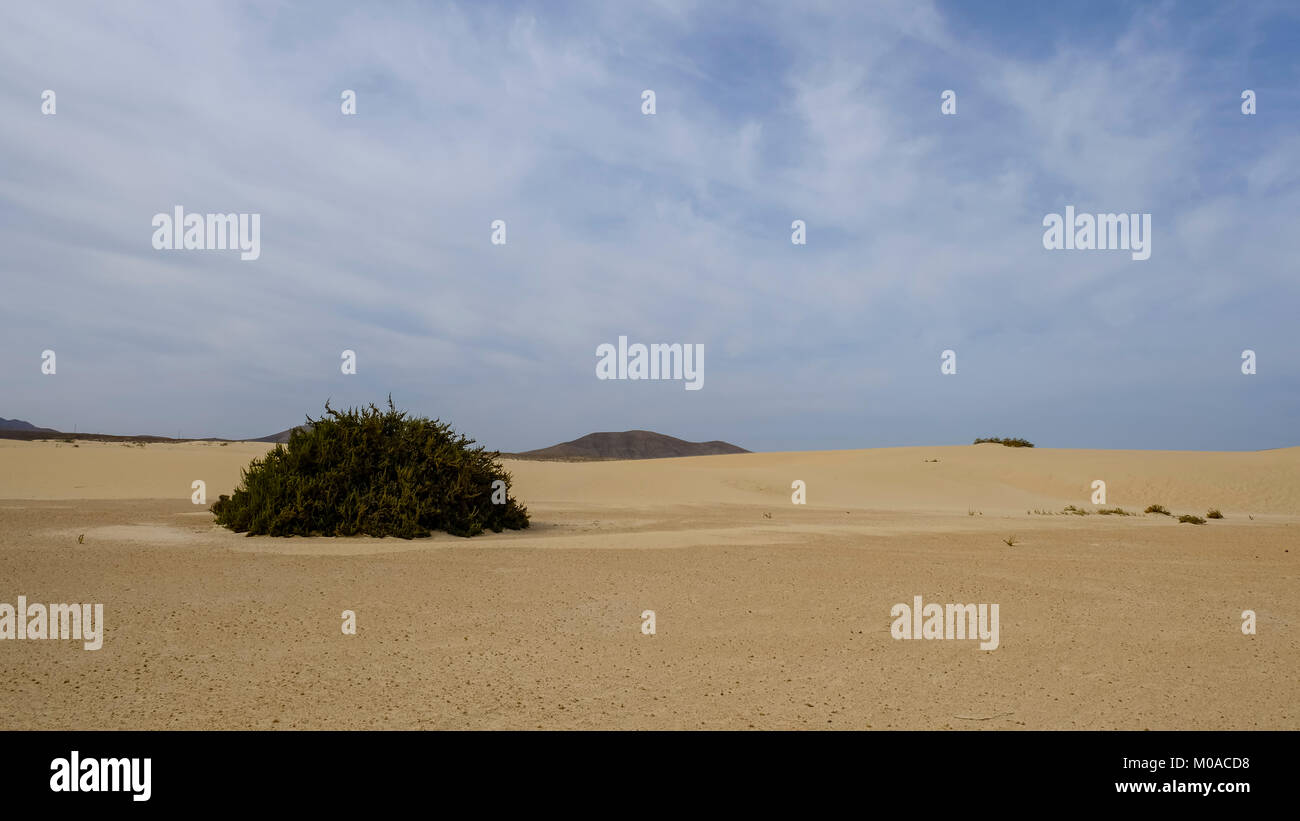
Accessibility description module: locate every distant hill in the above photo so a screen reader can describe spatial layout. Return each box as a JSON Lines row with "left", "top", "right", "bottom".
{"left": 0, "top": 417, "right": 57, "bottom": 433}
{"left": 0, "top": 427, "right": 179, "bottom": 443}
{"left": 0, "top": 415, "right": 244, "bottom": 443}
{"left": 252, "top": 424, "right": 312, "bottom": 444}
{"left": 508, "top": 430, "right": 749, "bottom": 461}
{"left": 0, "top": 419, "right": 746, "bottom": 459}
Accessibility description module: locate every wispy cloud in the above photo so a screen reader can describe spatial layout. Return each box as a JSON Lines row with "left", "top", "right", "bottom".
{"left": 1, "top": 0, "right": 1295, "bottom": 450}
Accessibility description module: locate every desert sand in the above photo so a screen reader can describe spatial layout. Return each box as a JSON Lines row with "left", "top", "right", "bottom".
{"left": 0, "top": 438, "right": 1296, "bottom": 729}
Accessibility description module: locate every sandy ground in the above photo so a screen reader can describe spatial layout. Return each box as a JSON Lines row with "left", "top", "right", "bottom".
{"left": 0, "top": 439, "right": 1296, "bottom": 729}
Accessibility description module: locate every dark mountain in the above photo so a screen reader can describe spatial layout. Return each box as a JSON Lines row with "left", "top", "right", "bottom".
{"left": 0, "top": 417, "right": 57, "bottom": 432}
{"left": 252, "top": 424, "right": 312, "bottom": 444}
{"left": 1, "top": 415, "right": 290, "bottom": 443}
{"left": 509, "top": 430, "right": 749, "bottom": 461}
{"left": 0, "top": 426, "right": 177, "bottom": 443}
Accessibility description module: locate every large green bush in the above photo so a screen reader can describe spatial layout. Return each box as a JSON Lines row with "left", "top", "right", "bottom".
{"left": 212, "top": 399, "right": 529, "bottom": 538}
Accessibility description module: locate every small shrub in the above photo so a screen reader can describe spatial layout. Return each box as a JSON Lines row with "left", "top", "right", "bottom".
{"left": 1178, "top": 514, "right": 1206, "bottom": 525}
{"left": 973, "top": 437, "right": 1034, "bottom": 448}
{"left": 1063, "top": 505, "right": 1090, "bottom": 515}
{"left": 1003, "top": 535, "right": 1017, "bottom": 546}
{"left": 212, "top": 398, "right": 529, "bottom": 538}
{"left": 1206, "top": 509, "right": 1223, "bottom": 519}
{"left": 1097, "top": 507, "right": 1131, "bottom": 515}
{"left": 1145, "top": 504, "right": 1170, "bottom": 516}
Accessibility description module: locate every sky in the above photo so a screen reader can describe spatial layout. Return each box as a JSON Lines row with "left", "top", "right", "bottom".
{"left": 1, "top": 0, "right": 1297, "bottom": 452}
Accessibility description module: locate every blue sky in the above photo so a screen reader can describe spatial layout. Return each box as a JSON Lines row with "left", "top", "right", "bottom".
{"left": 1, "top": 0, "right": 1297, "bottom": 451}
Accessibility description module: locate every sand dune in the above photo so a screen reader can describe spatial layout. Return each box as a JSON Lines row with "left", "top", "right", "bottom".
{"left": 0, "top": 440, "right": 272, "bottom": 500}
{"left": 1, "top": 440, "right": 1296, "bottom": 729}
{"left": 506, "top": 444, "right": 1300, "bottom": 515}
{"left": 5, "top": 439, "right": 1298, "bottom": 514}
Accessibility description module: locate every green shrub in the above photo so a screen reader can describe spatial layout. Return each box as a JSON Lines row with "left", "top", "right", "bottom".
{"left": 211, "top": 399, "right": 529, "bottom": 538}
{"left": 1145, "top": 504, "right": 1170, "bottom": 515}
{"left": 1177, "top": 514, "right": 1206, "bottom": 525}
{"left": 973, "top": 437, "right": 1034, "bottom": 448}
{"left": 1206, "top": 509, "right": 1224, "bottom": 519}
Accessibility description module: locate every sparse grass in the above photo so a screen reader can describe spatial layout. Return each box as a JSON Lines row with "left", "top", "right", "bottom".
{"left": 1144, "top": 504, "right": 1170, "bottom": 516}
{"left": 1178, "top": 514, "right": 1207, "bottom": 525}
{"left": 1097, "top": 507, "right": 1132, "bottom": 515}
{"left": 219, "top": 442, "right": 228, "bottom": 447}
{"left": 973, "top": 437, "right": 1034, "bottom": 448}
{"left": 1063, "top": 505, "right": 1090, "bottom": 515}
{"left": 1206, "top": 509, "right": 1224, "bottom": 519}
